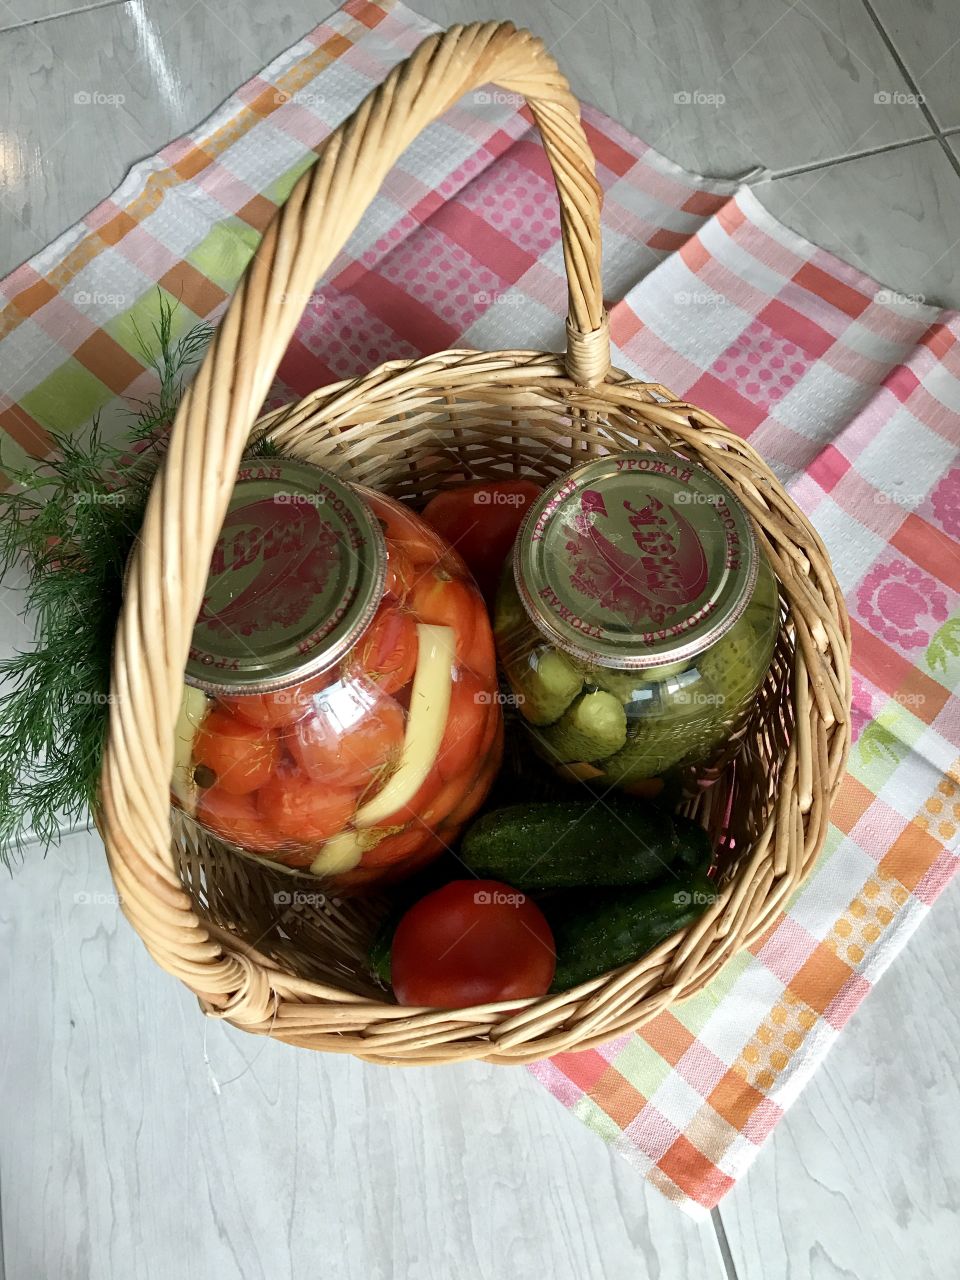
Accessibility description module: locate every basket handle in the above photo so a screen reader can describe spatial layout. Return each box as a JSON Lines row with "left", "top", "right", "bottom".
{"left": 100, "top": 22, "right": 607, "bottom": 1006}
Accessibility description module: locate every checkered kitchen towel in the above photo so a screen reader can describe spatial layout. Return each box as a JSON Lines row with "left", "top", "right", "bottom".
{"left": 1, "top": 0, "right": 958, "bottom": 1215}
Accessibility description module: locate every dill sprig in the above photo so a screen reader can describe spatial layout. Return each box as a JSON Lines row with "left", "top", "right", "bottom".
{"left": 0, "top": 295, "right": 214, "bottom": 865}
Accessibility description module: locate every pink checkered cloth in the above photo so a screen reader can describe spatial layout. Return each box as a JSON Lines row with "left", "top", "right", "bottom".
{"left": 2, "top": 0, "right": 958, "bottom": 1215}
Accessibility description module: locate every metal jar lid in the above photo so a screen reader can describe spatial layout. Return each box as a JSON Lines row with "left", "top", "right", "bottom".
{"left": 185, "top": 458, "right": 386, "bottom": 695}
{"left": 514, "top": 452, "right": 759, "bottom": 670}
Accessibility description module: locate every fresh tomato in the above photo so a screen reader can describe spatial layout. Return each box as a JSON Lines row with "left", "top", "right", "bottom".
{"left": 350, "top": 604, "right": 419, "bottom": 695}
{"left": 220, "top": 669, "right": 335, "bottom": 730}
{"left": 435, "top": 668, "right": 491, "bottom": 783}
{"left": 288, "top": 686, "right": 405, "bottom": 787}
{"left": 196, "top": 784, "right": 283, "bottom": 854}
{"left": 420, "top": 480, "right": 541, "bottom": 605}
{"left": 256, "top": 767, "right": 357, "bottom": 846}
{"left": 391, "top": 879, "right": 556, "bottom": 1008}
{"left": 410, "top": 570, "right": 477, "bottom": 660}
{"left": 193, "top": 709, "right": 280, "bottom": 795}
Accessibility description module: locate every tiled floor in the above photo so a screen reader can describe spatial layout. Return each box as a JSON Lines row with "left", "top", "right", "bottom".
{"left": 0, "top": 1, "right": 958, "bottom": 1277}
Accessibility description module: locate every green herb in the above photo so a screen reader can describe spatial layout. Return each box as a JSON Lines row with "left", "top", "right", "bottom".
{"left": 0, "top": 294, "right": 213, "bottom": 864}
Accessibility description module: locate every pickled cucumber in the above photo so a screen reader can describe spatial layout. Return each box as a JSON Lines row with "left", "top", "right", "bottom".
{"left": 591, "top": 660, "right": 696, "bottom": 701}
{"left": 598, "top": 715, "right": 693, "bottom": 782}
{"left": 698, "top": 614, "right": 774, "bottom": 710}
{"left": 507, "top": 648, "right": 584, "bottom": 726}
{"left": 536, "top": 690, "right": 627, "bottom": 764}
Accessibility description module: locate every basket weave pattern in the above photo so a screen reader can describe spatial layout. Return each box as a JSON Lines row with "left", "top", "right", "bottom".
{"left": 100, "top": 22, "right": 851, "bottom": 1065}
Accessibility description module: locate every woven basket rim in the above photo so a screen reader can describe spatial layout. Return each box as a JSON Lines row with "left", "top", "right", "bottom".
{"left": 98, "top": 22, "right": 851, "bottom": 1064}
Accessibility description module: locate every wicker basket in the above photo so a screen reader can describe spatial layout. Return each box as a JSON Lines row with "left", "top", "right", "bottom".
{"left": 100, "top": 21, "right": 851, "bottom": 1065}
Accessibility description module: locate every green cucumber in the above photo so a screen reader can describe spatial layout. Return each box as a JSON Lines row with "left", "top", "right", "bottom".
{"left": 507, "top": 648, "right": 584, "bottom": 726}
{"left": 460, "top": 797, "right": 710, "bottom": 891}
{"left": 536, "top": 689, "right": 627, "bottom": 764}
{"left": 544, "top": 874, "right": 715, "bottom": 991}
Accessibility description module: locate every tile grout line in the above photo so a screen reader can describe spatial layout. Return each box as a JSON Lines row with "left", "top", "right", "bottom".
{"left": 0, "top": 0, "right": 129, "bottom": 37}
{"left": 856, "top": 0, "right": 960, "bottom": 182}
{"left": 711, "top": 1207, "right": 740, "bottom": 1280}
{"left": 756, "top": 132, "right": 939, "bottom": 182}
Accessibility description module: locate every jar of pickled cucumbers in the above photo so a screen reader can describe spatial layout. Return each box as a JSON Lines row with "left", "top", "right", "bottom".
{"left": 172, "top": 459, "right": 502, "bottom": 890}
{"left": 494, "top": 453, "right": 779, "bottom": 792}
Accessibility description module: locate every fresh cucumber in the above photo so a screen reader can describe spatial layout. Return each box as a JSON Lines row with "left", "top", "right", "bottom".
{"left": 544, "top": 874, "right": 714, "bottom": 992}
{"left": 460, "top": 797, "right": 710, "bottom": 891}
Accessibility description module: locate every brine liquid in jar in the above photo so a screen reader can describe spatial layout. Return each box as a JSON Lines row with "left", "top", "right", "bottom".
{"left": 172, "top": 459, "right": 502, "bottom": 890}
{"left": 494, "top": 452, "right": 779, "bottom": 792}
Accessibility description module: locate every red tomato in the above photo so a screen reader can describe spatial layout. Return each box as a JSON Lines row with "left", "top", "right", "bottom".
{"left": 256, "top": 768, "right": 357, "bottom": 845}
{"left": 436, "top": 669, "right": 492, "bottom": 783}
{"left": 467, "top": 604, "right": 497, "bottom": 682}
{"left": 350, "top": 604, "right": 419, "bottom": 695}
{"left": 288, "top": 686, "right": 405, "bottom": 787}
{"left": 193, "top": 710, "right": 280, "bottom": 795}
{"left": 384, "top": 541, "right": 415, "bottom": 602}
{"left": 391, "top": 880, "right": 556, "bottom": 1008}
{"left": 410, "top": 570, "right": 477, "bottom": 660}
{"left": 364, "top": 490, "right": 448, "bottom": 568}
{"left": 221, "top": 669, "right": 334, "bottom": 729}
{"left": 420, "top": 480, "right": 541, "bottom": 605}
{"left": 444, "top": 718, "right": 503, "bottom": 828}
{"left": 196, "top": 785, "right": 283, "bottom": 854}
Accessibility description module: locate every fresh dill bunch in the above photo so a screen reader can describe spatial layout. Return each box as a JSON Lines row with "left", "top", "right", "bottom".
{"left": 0, "top": 294, "right": 214, "bottom": 866}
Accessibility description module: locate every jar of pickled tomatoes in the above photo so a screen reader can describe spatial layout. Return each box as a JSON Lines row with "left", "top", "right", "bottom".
{"left": 494, "top": 453, "right": 779, "bottom": 793}
{"left": 172, "top": 459, "right": 503, "bottom": 890}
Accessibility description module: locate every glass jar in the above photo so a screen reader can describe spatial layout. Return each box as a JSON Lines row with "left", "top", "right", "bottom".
{"left": 494, "top": 452, "right": 779, "bottom": 792}
{"left": 172, "top": 459, "right": 502, "bottom": 890}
